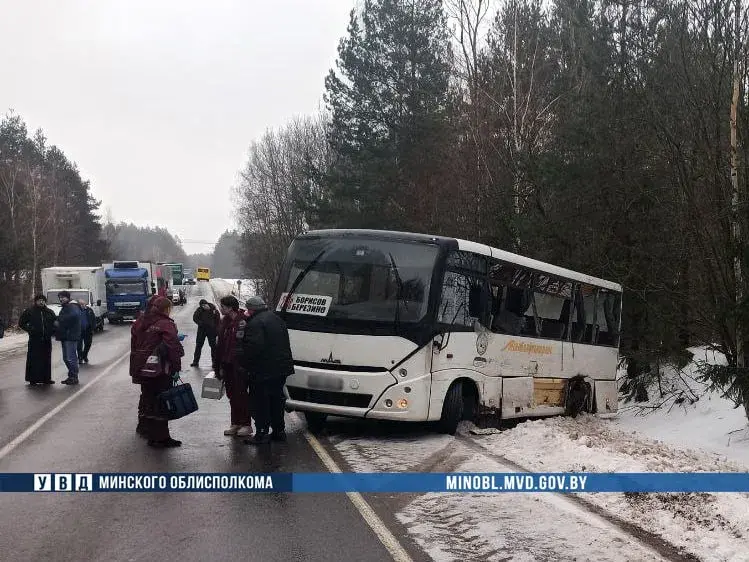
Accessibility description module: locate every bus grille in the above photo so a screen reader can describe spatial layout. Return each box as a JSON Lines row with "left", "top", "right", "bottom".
{"left": 287, "top": 386, "right": 373, "bottom": 408}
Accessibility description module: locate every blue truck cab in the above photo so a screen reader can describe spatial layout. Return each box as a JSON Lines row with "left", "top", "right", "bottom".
{"left": 104, "top": 262, "right": 151, "bottom": 323}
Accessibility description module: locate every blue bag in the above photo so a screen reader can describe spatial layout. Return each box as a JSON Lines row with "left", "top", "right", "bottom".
{"left": 158, "top": 377, "right": 198, "bottom": 420}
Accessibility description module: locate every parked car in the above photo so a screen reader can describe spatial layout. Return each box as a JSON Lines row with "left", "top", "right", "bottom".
{"left": 184, "top": 278, "right": 196, "bottom": 285}
{"left": 171, "top": 289, "right": 186, "bottom": 305}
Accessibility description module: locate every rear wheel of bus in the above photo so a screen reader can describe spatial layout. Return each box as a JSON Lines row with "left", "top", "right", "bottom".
{"left": 304, "top": 411, "right": 327, "bottom": 434}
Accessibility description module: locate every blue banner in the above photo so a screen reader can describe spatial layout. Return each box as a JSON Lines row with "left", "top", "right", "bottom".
{"left": 1, "top": 472, "right": 748, "bottom": 493}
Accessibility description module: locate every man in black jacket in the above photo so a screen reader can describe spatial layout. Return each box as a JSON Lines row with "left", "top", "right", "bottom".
{"left": 55, "top": 291, "right": 82, "bottom": 385}
{"left": 191, "top": 299, "right": 220, "bottom": 368}
{"left": 236, "top": 296, "right": 294, "bottom": 445}
{"left": 76, "top": 299, "right": 97, "bottom": 364}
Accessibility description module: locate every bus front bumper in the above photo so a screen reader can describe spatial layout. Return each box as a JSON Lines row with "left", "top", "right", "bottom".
{"left": 285, "top": 371, "right": 431, "bottom": 421}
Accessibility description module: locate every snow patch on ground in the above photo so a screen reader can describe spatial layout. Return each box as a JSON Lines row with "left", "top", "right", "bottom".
{"left": 397, "top": 452, "right": 666, "bottom": 562}
{"left": 615, "top": 346, "right": 749, "bottom": 468}
{"left": 0, "top": 330, "right": 28, "bottom": 359}
{"left": 220, "top": 279, "right": 261, "bottom": 302}
{"left": 334, "top": 433, "right": 455, "bottom": 472}
{"left": 472, "top": 416, "right": 749, "bottom": 562}
{"left": 210, "top": 279, "right": 261, "bottom": 306}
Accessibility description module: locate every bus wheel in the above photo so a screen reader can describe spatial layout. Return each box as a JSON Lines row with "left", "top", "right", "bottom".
{"left": 304, "top": 412, "right": 327, "bottom": 434}
{"left": 438, "top": 382, "right": 464, "bottom": 435}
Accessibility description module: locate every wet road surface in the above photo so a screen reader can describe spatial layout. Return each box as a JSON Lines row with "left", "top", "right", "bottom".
{"left": 0, "top": 284, "right": 408, "bottom": 562}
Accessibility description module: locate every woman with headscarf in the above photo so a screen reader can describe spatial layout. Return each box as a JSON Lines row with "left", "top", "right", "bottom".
{"left": 132, "top": 294, "right": 161, "bottom": 433}
{"left": 129, "top": 296, "right": 184, "bottom": 448}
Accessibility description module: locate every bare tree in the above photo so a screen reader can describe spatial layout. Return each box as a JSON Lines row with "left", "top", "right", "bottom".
{"left": 234, "top": 115, "right": 331, "bottom": 301}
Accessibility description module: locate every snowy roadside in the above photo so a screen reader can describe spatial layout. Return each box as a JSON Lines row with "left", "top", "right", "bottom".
{"left": 208, "top": 279, "right": 233, "bottom": 302}
{"left": 331, "top": 416, "right": 748, "bottom": 561}
{"left": 468, "top": 416, "right": 749, "bottom": 561}
{"left": 218, "top": 278, "right": 261, "bottom": 303}
{"left": 324, "top": 343, "right": 749, "bottom": 560}
{"left": 614, "top": 346, "right": 749, "bottom": 467}
{"left": 0, "top": 330, "right": 28, "bottom": 360}
{"left": 332, "top": 428, "right": 669, "bottom": 561}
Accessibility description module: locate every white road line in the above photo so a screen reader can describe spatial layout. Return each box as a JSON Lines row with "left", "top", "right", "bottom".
{"left": 300, "top": 422, "right": 414, "bottom": 562}
{"left": 0, "top": 349, "right": 131, "bottom": 461}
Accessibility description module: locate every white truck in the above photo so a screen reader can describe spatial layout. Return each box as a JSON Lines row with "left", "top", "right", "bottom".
{"left": 40, "top": 266, "right": 107, "bottom": 331}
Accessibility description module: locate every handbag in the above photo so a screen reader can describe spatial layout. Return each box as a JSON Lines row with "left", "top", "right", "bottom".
{"left": 158, "top": 376, "right": 199, "bottom": 420}
{"left": 201, "top": 371, "right": 225, "bottom": 400}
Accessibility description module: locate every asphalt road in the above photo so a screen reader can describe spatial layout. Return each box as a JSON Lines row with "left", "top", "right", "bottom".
{"left": 0, "top": 284, "right": 403, "bottom": 562}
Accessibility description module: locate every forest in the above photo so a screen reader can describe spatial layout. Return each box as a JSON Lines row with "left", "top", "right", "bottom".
{"left": 234, "top": 0, "right": 749, "bottom": 418}
{"left": 0, "top": 112, "right": 107, "bottom": 323}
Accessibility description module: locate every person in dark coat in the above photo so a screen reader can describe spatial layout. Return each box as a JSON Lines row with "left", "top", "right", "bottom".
{"left": 55, "top": 291, "right": 82, "bottom": 385}
{"left": 216, "top": 295, "right": 252, "bottom": 437}
{"left": 132, "top": 295, "right": 161, "bottom": 431}
{"left": 190, "top": 298, "right": 220, "bottom": 368}
{"left": 18, "top": 295, "right": 57, "bottom": 386}
{"left": 77, "top": 299, "right": 96, "bottom": 364}
{"left": 236, "top": 296, "right": 294, "bottom": 445}
{"left": 130, "top": 296, "right": 184, "bottom": 448}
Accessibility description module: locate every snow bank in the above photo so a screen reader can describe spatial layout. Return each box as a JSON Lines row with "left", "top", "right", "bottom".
{"left": 210, "top": 279, "right": 260, "bottom": 305}
{"left": 220, "top": 279, "right": 261, "bottom": 302}
{"left": 398, "top": 452, "right": 665, "bottom": 562}
{"left": 615, "top": 346, "right": 749, "bottom": 468}
{"left": 472, "top": 416, "right": 749, "bottom": 562}
{"left": 208, "top": 279, "right": 233, "bottom": 302}
{"left": 0, "top": 330, "right": 28, "bottom": 359}
{"left": 334, "top": 430, "right": 666, "bottom": 561}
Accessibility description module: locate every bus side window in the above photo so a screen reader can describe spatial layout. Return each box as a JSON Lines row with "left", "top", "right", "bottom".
{"left": 597, "top": 291, "right": 621, "bottom": 346}
{"left": 489, "top": 286, "right": 526, "bottom": 335}
{"left": 439, "top": 270, "right": 491, "bottom": 330}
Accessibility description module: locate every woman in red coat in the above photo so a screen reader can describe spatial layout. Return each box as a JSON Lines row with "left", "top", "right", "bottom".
{"left": 129, "top": 296, "right": 184, "bottom": 448}
{"left": 216, "top": 295, "right": 252, "bottom": 437}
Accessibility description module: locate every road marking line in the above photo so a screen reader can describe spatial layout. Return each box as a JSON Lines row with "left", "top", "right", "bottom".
{"left": 0, "top": 349, "right": 131, "bottom": 461}
{"left": 300, "top": 422, "right": 414, "bottom": 562}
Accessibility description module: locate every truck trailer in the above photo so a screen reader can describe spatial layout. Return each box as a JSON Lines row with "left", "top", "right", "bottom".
{"left": 40, "top": 266, "right": 106, "bottom": 331}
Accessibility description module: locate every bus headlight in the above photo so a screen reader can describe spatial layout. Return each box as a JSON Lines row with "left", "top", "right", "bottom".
{"left": 397, "top": 399, "right": 408, "bottom": 409}
{"left": 385, "top": 399, "right": 393, "bottom": 408}
{"left": 399, "top": 368, "right": 407, "bottom": 377}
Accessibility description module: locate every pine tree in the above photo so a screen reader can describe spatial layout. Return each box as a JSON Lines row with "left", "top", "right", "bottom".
{"left": 320, "top": 0, "right": 454, "bottom": 231}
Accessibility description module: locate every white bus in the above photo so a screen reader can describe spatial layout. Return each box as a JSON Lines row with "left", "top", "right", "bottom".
{"left": 276, "top": 229, "right": 622, "bottom": 434}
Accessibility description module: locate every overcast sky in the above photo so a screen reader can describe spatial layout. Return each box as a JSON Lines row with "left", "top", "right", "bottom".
{"left": 0, "top": 0, "right": 354, "bottom": 255}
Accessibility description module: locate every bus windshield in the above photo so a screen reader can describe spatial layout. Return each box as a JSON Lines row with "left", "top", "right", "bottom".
{"left": 277, "top": 237, "right": 439, "bottom": 330}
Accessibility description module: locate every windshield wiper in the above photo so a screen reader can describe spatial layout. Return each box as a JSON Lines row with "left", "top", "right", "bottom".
{"left": 280, "top": 249, "right": 327, "bottom": 316}
{"left": 388, "top": 253, "right": 409, "bottom": 335}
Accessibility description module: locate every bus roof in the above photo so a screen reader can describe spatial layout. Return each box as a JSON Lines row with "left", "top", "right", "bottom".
{"left": 301, "top": 229, "right": 622, "bottom": 292}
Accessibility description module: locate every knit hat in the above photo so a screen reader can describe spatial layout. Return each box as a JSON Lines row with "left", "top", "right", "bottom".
{"left": 245, "top": 296, "right": 267, "bottom": 311}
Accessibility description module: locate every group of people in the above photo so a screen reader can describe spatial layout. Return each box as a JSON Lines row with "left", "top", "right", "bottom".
{"left": 129, "top": 294, "right": 294, "bottom": 449}
{"left": 19, "top": 292, "right": 97, "bottom": 386}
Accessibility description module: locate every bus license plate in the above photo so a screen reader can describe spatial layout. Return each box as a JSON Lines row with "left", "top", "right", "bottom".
{"left": 308, "top": 375, "right": 344, "bottom": 391}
